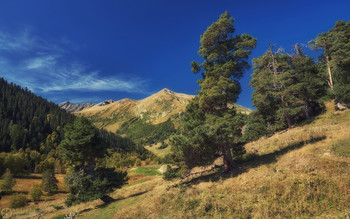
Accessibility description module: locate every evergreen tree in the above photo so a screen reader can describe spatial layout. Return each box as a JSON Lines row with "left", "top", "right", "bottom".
{"left": 59, "top": 117, "right": 127, "bottom": 206}
{"left": 171, "top": 12, "right": 256, "bottom": 171}
{"left": 251, "top": 43, "right": 326, "bottom": 131}
{"left": 310, "top": 20, "right": 350, "bottom": 107}
{"left": 42, "top": 168, "right": 58, "bottom": 194}
{"left": 242, "top": 112, "right": 271, "bottom": 142}
{"left": 0, "top": 169, "right": 16, "bottom": 193}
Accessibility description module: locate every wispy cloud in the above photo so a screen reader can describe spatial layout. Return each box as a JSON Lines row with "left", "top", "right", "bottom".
{"left": 0, "top": 29, "right": 148, "bottom": 98}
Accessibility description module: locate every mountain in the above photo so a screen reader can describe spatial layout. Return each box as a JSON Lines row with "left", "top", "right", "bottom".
{"left": 77, "top": 88, "right": 192, "bottom": 132}
{"left": 93, "top": 99, "right": 115, "bottom": 107}
{"left": 76, "top": 88, "right": 253, "bottom": 145}
{"left": 59, "top": 101, "right": 96, "bottom": 113}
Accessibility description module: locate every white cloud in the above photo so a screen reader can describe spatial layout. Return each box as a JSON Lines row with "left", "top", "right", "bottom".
{"left": 0, "top": 29, "right": 148, "bottom": 96}
{"left": 26, "top": 55, "right": 58, "bottom": 69}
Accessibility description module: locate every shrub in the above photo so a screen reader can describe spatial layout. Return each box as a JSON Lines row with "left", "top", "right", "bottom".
{"left": 10, "top": 194, "right": 28, "bottom": 208}
{"left": 0, "top": 169, "right": 16, "bottom": 193}
{"left": 30, "top": 183, "right": 43, "bottom": 202}
{"left": 42, "top": 168, "right": 58, "bottom": 194}
{"left": 145, "top": 158, "right": 152, "bottom": 165}
{"left": 163, "top": 165, "right": 180, "bottom": 180}
{"left": 135, "top": 158, "right": 142, "bottom": 166}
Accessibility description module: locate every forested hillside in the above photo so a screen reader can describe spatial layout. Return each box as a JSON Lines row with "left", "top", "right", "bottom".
{"left": 0, "top": 78, "right": 149, "bottom": 176}
{"left": 0, "top": 77, "right": 74, "bottom": 152}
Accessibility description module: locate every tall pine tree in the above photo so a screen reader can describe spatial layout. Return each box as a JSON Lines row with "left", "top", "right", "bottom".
{"left": 310, "top": 20, "right": 350, "bottom": 107}
{"left": 171, "top": 12, "right": 256, "bottom": 171}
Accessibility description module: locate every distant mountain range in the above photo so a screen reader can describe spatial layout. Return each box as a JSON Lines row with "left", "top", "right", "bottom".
{"left": 59, "top": 88, "right": 253, "bottom": 133}
{"left": 59, "top": 99, "right": 116, "bottom": 113}
{"left": 58, "top": 101, "right": 96, "bottom": 113}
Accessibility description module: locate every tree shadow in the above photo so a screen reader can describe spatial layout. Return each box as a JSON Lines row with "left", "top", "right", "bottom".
{"left": 16, "top": 175, "right": 42, "bottom": 179}
{"left": 95, "top": 190, "right": 150, "bottom": 209}
{"left": 179, "top": 135, "right": 326, "bottom": 186}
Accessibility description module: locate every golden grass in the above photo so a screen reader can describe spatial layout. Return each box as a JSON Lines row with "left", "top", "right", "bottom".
{"left": 5, "top": 102, "right": 349, "bottom": 218}
{"left": 92, "top": 102, "right": 350, "bottom": 218}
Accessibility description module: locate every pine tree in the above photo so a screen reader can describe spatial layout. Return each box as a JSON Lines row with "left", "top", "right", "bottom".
{"left": 171, "top": 12, "right": 256, "bottom": 172}
{"left": 251, "top": 43, "right": 326, "bottom": 131}
{"left": 310, "top": 20, "right": 350, "bottom": 107}
{"left": 59, "top": 117, "right": 127, "bottom": 206}
{"left": 42, "top": 168, "right": 58, "bottom": 194}
{"left": 0, "top": 169, "right": 16, "bottom": 193}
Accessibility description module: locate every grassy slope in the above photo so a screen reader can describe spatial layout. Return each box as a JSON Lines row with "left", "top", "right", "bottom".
{"left": 82, "top": 102, "right": 350, "bottom": 218}
{"left": 5, "top": 102, "right": 349, "bottom": 218}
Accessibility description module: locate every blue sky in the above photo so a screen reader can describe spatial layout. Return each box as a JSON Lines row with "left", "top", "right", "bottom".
{"left": 0, "top": 0, "right": 349, "bottom": 108}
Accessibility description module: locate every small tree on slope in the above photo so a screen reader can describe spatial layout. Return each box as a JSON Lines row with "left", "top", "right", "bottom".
{"left": 59, "top": 117, "right": 127, "bottom": 206}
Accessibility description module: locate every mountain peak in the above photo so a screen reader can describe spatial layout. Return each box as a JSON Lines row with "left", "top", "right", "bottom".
{"left": 158, "top": 88, "right": 175, "bottom": 95}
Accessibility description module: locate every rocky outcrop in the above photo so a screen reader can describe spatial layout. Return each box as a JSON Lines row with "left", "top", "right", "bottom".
{"left": 59, "top": 101, "right": 96, "bottom": 113}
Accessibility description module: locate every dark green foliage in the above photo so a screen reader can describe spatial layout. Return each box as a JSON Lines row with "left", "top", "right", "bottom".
{"left": 9, "top": 194, "right": 28, "bottom": 208}
{"left": 171, "top": 12, "right": 256, "bottom": 171}
{"left": 250, "top": 44, "right": 326, "bottom": 131}
{"left": 0, "top": 77, "right": 74, "bottom": 152}
{"left": 65, "top": 167, "right": 127, "bottom": 206}
{"left": 60, "top": 117, "right": 128, "bottom": 206}
{"left": 242, "top": 112, "right": 271, "bottom": 142}
{"left": 117, "top": 118, "right": 176, "bottom": 146}
{"left": 163, "top": 165, "right": 180, "bottom": 180}
{"left": 59, "top": 117, "right": 105, "bottom": 166}
{"left": 42, "top": 168, "right": 58, "bottom": 194}
{"left": 0, "top": 151, "right": 30, "bottom": 176}
{"left": 310, "top": 20, "right": 350, "bottom": 107}
{"left": 158, "top": 143, "right": 168, "bottom": 149}
{"left": 0, "top": 169, "right": 16, "bottom": 192}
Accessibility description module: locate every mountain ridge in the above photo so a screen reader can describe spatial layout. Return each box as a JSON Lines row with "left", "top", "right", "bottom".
{"left": 74, "top": 88, "right": 253, "bottom": 133}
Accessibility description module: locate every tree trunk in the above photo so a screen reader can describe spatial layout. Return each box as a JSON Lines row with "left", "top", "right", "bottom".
{"left": 285, "top": 114, "right": 293, "bottom": 129}
{"left": 325, "top": 55, "right": 334, "bottom": 91}
{"left": 222, "top": 145, "right": 237, "bottom": 172}
{"left": 87, "top": 159, "right": 96, "bottom": 180}
{"left": 304, "top": 100, "right": 311, "bottom": 120}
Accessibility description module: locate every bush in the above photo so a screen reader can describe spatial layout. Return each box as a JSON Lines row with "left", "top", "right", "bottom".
{"left": 42, "top": 168, "right": 58, "bottom": 194}
{"left": 135, "top": 158, "right": 142, "bottom": 166}
{"left": 163, "top": 165, "right": 180, "bottom": 180}
{"left": 158, "top": 143, "right": 168, "bottom": 149}
{"left": 145, "top": 158, "right": 152, "bottom": 165}
{"left": 10, "top": 194, "right": 28, "bottom": 208}
{"left": 0, "top": 169, "right": 16, "bottom": 193}
{"left": 30, "top": 183, "right": 43, "bottom": 202}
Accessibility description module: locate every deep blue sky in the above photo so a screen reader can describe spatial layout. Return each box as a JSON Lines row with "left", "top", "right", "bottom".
{"left": 0, "top": 0, "right": 349, "bottom": 108}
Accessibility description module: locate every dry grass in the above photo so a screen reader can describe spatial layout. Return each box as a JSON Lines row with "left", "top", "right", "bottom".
{"left": 92, "top": 102, "right": 350, "bottom": 218}
{"left": 4, "top": 101, "right": 349, "bottom": 218}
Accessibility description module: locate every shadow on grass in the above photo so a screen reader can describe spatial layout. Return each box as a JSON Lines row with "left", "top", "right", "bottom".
{"left": 179, "top": 135, "right": 326, "bottom": 186}
{"left": 16, "top": 175, "right": 42, "bottom": 179}
{"left": 95, "top": 190, "right": 150, "bottom": 209}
